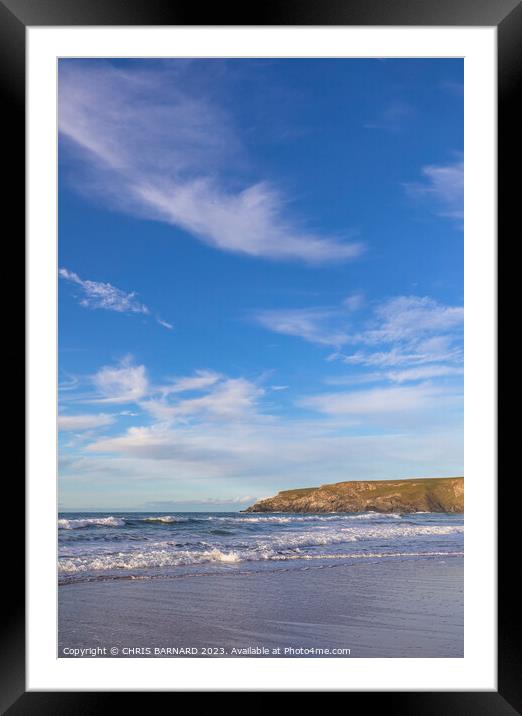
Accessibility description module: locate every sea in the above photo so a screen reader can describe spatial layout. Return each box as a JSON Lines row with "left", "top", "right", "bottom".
{"left": 58, "top": 510, "right": 464, "bottom": 585}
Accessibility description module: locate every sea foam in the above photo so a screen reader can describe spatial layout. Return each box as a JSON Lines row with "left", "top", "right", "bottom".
{"left": 58, "top": 516, "right": 125, "bottom": 530}
{"left": 58, "top": 510, "right": 464, "bottom": 582}
{"left": 141, "top": 516, "right": 189, "bottom": 524}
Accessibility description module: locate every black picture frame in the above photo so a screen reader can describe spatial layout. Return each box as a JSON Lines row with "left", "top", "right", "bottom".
{"left": 3, "top": 0, "right": 519, "bottom": 709}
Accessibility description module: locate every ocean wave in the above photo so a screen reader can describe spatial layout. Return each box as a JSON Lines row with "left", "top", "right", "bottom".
{"left": 58, "top": 546, "right": 463, "bottom": 574}
{"left": 348, "top": 524, "right": 463, "bottom": 537}
{"left": 209, "top": 512, "right": 404, "bottom": 524}
{"left": 274, "top": 550, "right": 464, "bottom": 561}
{"left": 59, "top": 547, "right": 243, "bottom": 573}
{"left": 250, "top": 524, "right": 463, "bottom": 551}
{"left": 58, "top": 523, "right": 463, "bottom": 574}
{"left": 141, "top": 516, "right": 189, "bottom": 524}
{"left": 58, "top": 516, "right": 125, "bottom": 530}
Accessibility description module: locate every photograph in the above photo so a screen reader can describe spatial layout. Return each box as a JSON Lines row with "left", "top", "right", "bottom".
{"left": 0, "top": 0, "right": 511, "bottom": 703}
{"left": 57, "top": 57, "right": 464, "bottom": 659}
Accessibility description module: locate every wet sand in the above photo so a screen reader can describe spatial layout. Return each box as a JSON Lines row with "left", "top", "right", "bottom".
{"left": 59, "top": 556, "right": 463, "bottom": 658}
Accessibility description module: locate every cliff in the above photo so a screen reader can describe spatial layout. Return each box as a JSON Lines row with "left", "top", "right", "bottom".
{"left": 244, "top": 476, "right": 464, "bottom": 514}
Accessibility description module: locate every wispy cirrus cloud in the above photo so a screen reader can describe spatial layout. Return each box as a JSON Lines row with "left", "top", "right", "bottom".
{"left": 79, "top": 376, "right": 462, "bottom": 484}
{"left": 57, "top": 354, "right": 462, "bottom": 502}
{"left": 348, "top": 296, "right": 463, "bottom": 347}
{"left": 158, "top": 370, "right": 222, "bottom": 397}
{"left": 254, "top": 294, "right": 463, "bottom": 371}
{"left": 143, "top": 496, "right": 257, "bottom": 509}
{"left": 252, "top": 293, "right": 363, "bottom": 348}
{"left": 91, "top": 357, "right": 149, "bottom": 404}
{"left": 253, "top": 307, "right": 349, "bottom": 348}
{"left": 404, "top": 159, "right": 463, "bottom": 222}
{"left": 58, "top": 413, "right": 116, "bottom": 431}
{"left": 155, "top": 317, "right": 174, "bottom": 330}
{"left": 59, "top": 267, "right": 173, "bottom": 329}
{"left": 325, "top": 364, "right": 463, "bottom": 387}
{"left": 141, "top": 378, "right": 264, "bottom": 424}
{"left": 59, "top": 62, "right": 363, "bottom": 264}
{"left": 68, "top": 424, "right": 462, "bottom": 501}
{"left": 330, "top": 296, "right": 463, "bottom": 369}
{"left": 148, "top": 366, "right": 264, "bottom": 426}
{"left": 84, "top": 359, "right": 263, "bottom": 425}
{"left": 59, "top": 267, "right": 149, "bottom": 315}
{"left": 385, "top": 364, "right": 463, "bottom": 383}
{"left": 338, "top": 337, "right": 462, "bottom": 369}
{"left": 299, "top": 383, "right": 459, "bottom": 417}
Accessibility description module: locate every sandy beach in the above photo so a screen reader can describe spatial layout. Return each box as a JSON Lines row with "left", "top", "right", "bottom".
{"left": 59, "top": 555, "right": 463, "bottom": 658}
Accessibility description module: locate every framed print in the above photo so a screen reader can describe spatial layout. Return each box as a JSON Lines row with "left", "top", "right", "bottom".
{"left": 2, "top": 0, "right": 519, "bottom": 709}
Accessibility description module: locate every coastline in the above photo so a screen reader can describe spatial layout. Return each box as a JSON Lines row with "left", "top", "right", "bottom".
{"left": 59, "top": 555, "right": 463, "bottom": 658}
{"left": 244, "top": 477, "right": 464, "bottom": 514}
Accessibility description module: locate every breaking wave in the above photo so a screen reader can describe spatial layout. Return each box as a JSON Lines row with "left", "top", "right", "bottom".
{"left": 141, "top": 516, "right": 189, "bottom": 524}
{"left": 59, "top": 546, "right": 462, "bottom": 575}
{"left": 58, "top": 516, "right": 125, "bottom": 530}
{"left": 207, "top": 512, "right": 404, "bottom": 524}
{"left": 58, "top": 510, "right": 463, "bottom": 583}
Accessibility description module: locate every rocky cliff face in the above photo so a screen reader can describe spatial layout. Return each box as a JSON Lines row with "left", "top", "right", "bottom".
{"left": 244, "top": 477, "right": 464, "bottom": 514}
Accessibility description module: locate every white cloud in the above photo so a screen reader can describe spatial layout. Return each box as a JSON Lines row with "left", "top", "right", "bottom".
{"left": 156, "top": 317, "right": 174, "bottom": 330}
{"left": 324, "top": 363, "right": 463, "bottom": 387}
{"left": 59, "top": 62, "right": 362, "bottom": 264}
{"left": 143, "top": 377, "right": 264, "bottom": 423}
{"left": 59, "top": 267, "right": 149, "bottom": 315}
{"left": 212, "top": 496, "right": 255, "bottom": 505}
{"left": 59, "top": 373, "right": 79, "bottom": 391}
{"left": 254, "top": 294, "right": 463, "bottom": 369}
{"left": 170, "top": 378, "right": 264, "bottom": 420}
{"left": 60, "top": 352, "right": 463, "bottom": 501}
{"left": 253, "top": 307, "right": 349, "bottom": 347}
{"left": 342, "top": 346, "right": 462, "bottom": 368}
{"left": 82, "top": 414, "right": 463, "bottom": 486}
{"left": 339, "top": 341, "right": 462, "bottom": 369}
{"left": 330, "top": 296, "right": 463, "bottom": 369}
{"left": 358, "top": 296, "right": 463, "bottom": 345}
{"left": 92, "top": 357, "right": 148, "bottom": 404}
{"left": 254, "top": 294, "right": 365, "bottom": 347}
{"left": 159, "top": 370, "right": 221, "bottom": 396}
{"left": 404, "top": 159, "right": 463, "bottom": 221}
{"left": 58, "top": 413, "right": 115, "bottom": 431}
{"left": 60, "top": 267, "right": 174, "bottom": 330}
{"left": 136, "top": 180, "right": 363, "bottom": 263}
{"left": 343, "top": 293, "right": 364, "bottom": 311}
{"left": 145, "top": 496, "right": 258, "bottom": 508}
{"left": 299, "top": 383, "right": 454, "bottom": 416}
{"left": 386, "top": 365, "right": 463, "bottom": 383}
{"left": 77, "top": 363, "right": 261, "bottom": 424}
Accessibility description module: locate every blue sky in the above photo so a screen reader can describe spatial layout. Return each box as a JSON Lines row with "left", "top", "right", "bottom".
{"left": 58, "top": 58, "right": 463, "bottom": 511}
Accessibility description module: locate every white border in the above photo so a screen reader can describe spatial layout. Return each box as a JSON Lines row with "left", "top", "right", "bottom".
{"left": 27, "top": 26, "right": 496, "bottom": 691}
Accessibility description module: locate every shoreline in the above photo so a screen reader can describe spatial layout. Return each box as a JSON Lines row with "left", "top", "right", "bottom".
{"left": 59, "top": 555, "right": 463, "bottom": 658}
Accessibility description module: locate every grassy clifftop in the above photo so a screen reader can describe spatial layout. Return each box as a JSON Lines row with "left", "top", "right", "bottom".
{"left": 244, "top": 476, "right": 464, "bottom": 514}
